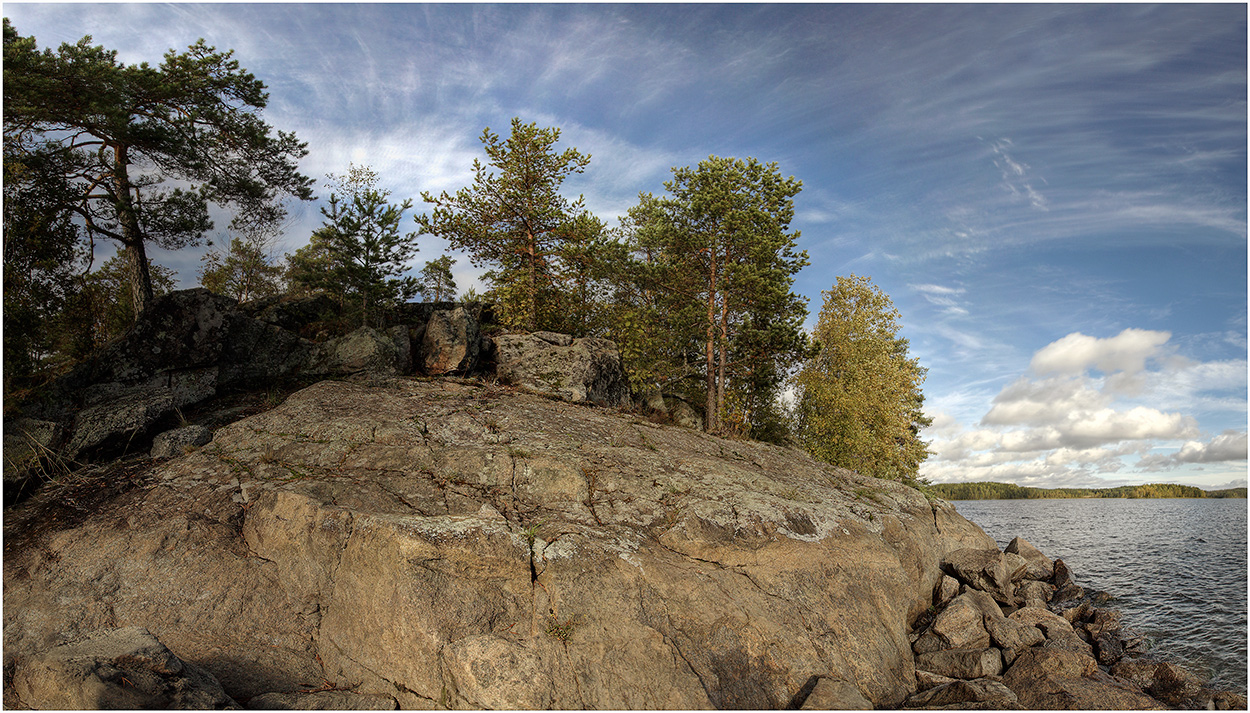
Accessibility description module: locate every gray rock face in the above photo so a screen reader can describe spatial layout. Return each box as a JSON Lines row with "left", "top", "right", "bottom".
{"left": 494, "top": 333, "right": 631, "bottom": 407}
{"left": 307, "top": 327, "right": 404, "bottom": 376}
{"left": 4, "top": 378, "right": 996, "bottom": 709}
{"left": 12, "top": 626, "right": 237, "bottom": 709}
{"left": 419, "top": 306, "right": 481, "bottom": 375}
{"left": 151, "top": 425, "right": 214, "bottom": 459}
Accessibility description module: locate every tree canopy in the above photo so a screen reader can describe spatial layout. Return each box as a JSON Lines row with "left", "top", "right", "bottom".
{"left": 2, "top": 19, "right": 313, "bottom": 317}
{"left": 417, "top": 118, "right": 601, "bottom": 332}
{"left": 286, "top": 164, "right": 419, "bottom": 328}
{"left": 793, "top": 275, "right": 931, "bottom": 480}
{"left": 611, "top": 157, "right": 810, "bottom": 437}
{"left": 419, "top": 256, "right": 458, "bottom": 302}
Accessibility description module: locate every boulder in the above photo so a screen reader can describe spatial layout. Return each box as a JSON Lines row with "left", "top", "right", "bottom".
{"left": 12, "top": 626, "right": 237, "bottom": 709}
{"left": 3, "top": 379, "right": 999, "bottom": 709}
{"left": 935, "top": 574, "right": 961, "bottom": 607}
{"left": 1085, "top": 607, "right": 1122, "bottom": 637}
{"left": 665, "top": 395, "right": 703, "bottom": 430}
{"left": 1005, "top": 535, "right": 1054, "bottom": 580}
{"left": 494, "top": 333, "right": 631, "bottom": 407}
{"left": 309, "top": 327, "right": 405, "bottom": 376}
{"left": 912, "top": 594, "right": 992, "bottom": 655}
{"left": 3, "top": 418, "right": 63, "bottom": 502}
{"left": 1052, "top": 557, "right": 1076, "bottom": 588}
{"left": 914, "top": 648, "right": 1003, "bottom": 680}
{"left": 940, "top": 548, "right": 1014, "bottom": 604}
{"left": 419, "top": 306, "right": 480, "bottom": 375}
{"left": 243, "top": 293, "right": 341, "bottom": 334}
{"left": 151, "top": 425, "right": 214, "bottom": 459}
{"left": 985, "top": 616, "right": 1045, "bottom": 664}
{"left": 66, "top": 385, "right": 178, "bottom": 460}
{"left": 798, "top": 677, "right": 873, "bottom": 710}
{"left": 1008, "top": 606, "right": 1076, "bottom": 640}
{"left": 915, "top": 669, "right": 957, "bottom": 691}
{"left": 1003, "top": 647, "right": 1160, "bottom": 710}
{"left": 1017, "top": 579, "right": 1055, "bottom": 609}
{"left": 1094, "top": 630, "right": 1125, "bottom": 666}
{"left": 1003, "top": 552, "right": 1029, "bottom": 582}
{"left": 904, "top": 677, "right": 1018, "bottom": 709}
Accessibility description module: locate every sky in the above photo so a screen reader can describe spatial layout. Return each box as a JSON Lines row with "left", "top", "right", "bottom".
{"left": 5, "top": 3, "right": 1246, "bottom": 490}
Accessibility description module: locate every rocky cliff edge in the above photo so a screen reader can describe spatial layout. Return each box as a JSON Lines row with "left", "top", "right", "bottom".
{"left": 4, "top": 376, "right": 993, "bottom": 709}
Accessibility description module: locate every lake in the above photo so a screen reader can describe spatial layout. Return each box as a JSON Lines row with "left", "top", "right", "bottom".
{"left": 952, "top": 498, "right": 1247, "bottom": 693}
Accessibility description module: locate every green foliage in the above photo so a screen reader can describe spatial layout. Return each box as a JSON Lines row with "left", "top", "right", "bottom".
{"left": 607, "top": 157, "right": 810, "bottom": 440}
{"left": 2, "top": 136, "right": 86, "bottom": 389}
{"left": 199, "top": 229, "right": 284, "bottom": 303}
{"left": 3, "top": 19, "right": 312, "bottom": 316}
{"left": 417, "top": 118, "right": 602, "bottom": 333}
{"left": 287, "top": 164, "right": 419, "bottom": 328}
{"left": 55, "top": 255, "right": 178, "bottom": 361}
{"left": 794, "top": 275, "right": 932, "bottom": 480}
{"left": 931, "top": 481, "right": 1239, "bottom": 500}
{"left": 418, "top": 255, "right": 458, "bottom": 302}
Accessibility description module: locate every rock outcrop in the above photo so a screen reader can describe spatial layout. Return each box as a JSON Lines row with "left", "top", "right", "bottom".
{"left": 4, "top": 289, "right": 645, "bottom": 504}
{"left": 4, "top": 377, "right": 994, "bottom": 709}
{"left": 494, "top": 332, "right": 632, "bottom": 407}
{"left": 12, "top": 626, "right": 237, "bottom": 709}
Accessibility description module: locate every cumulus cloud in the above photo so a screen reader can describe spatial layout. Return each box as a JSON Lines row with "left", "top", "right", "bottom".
{"left": 1137, "top": 431, "right": 1248, "bottom": 471}
{"left": 1029, "top": 328, "right": 1171, "bottom": 376}
{"left": 924, "top": 326, "right": 1239, "bottom": 488}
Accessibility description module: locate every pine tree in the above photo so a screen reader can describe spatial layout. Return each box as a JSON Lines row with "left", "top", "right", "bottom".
{"left": 793, "top": 275, "right": 932, "bottom": 480}
{"left": 3, "top": 19, "right": 312, "bottom": 318}
{"left": 613, "top": 157, "right": 810, "bottom": 436}
{"left": 288, "top": 164, "right": 419, "bottom": 327}
{"left": 418, "top": 256, "right": 458, "bottom": 302}
{"left": 417, "top": 118, "right": 598, "bottom": 332}
{"left": 199, "top": 227, "right": 284, "bottom": 303}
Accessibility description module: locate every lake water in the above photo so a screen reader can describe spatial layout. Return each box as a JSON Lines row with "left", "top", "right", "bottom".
{"left": 952, "top": 498, "right": 1248, "bottom": 693}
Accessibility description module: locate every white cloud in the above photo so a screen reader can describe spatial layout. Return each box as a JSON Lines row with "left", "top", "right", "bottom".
{"left": 925, "top": 326, "right": 1238, "bottom": 489}
{"left": 1137, "top": 431, "right": 1248, "bottom": 471}
{"left": 1029, "top": 328, "right": 1171, "bottom": 376}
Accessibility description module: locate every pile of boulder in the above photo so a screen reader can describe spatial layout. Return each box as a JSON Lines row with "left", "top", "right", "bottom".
{"left": 4, "top": 289, "right": 632, "bottom": 504}
{"left": 906, "top": 536, "right": 1246, "bottom": 709}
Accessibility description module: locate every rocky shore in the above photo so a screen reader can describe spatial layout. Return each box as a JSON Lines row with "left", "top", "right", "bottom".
{"left": 3, "top": 289, "right": 1243, "bottom": 709}
{"left": 903, "top": 537, "right": 1247, "bottom": 709}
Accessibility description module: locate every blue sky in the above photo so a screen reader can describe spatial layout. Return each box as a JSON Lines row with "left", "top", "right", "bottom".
{"left": 6, "top": 3, "right": 1246, "bottom": 489}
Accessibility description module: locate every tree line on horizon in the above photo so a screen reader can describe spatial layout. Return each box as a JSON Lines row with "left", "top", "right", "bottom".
{"left": 931, "top": 481, "right": 1248, "bottom": 501}
{"left": 3, "top": 21, "right": 933, "bottom": 483}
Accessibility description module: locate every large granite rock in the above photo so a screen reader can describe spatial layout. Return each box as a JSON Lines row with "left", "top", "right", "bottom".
{"left": 419, "top": 306, "right": 480, "bottom": 375}
{"left": 940, "top": 548, "right": 1015, "bottom": 605}
{"left": 1002, "top": 646, "right": 1161, "bottom": 709}
{"left": 12, "top": 626, "right": 237, "bottom": 709}
{"left": 1006, "top": 535, "right": 1054, "bottom": 581}
{"left": 494, "top": 332, "right": 631, "bottom": 407}
{"left": 4, "top": 378, "right": 996, "bottom": 709}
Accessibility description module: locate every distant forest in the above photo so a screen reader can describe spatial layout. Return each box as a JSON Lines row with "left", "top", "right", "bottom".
{"left": 931, "top": 481, "right": 1248, "bottom": 501}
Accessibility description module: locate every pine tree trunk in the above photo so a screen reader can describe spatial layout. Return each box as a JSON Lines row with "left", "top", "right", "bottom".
{"left": 526, "top": 231, "right": 538, "bottom": 332}
{"left": 704, "top": 248, "right": 718, "bottom": 432}
{"left": 112, "top": 145, "right": 154, "bottom": 318}
{"left": 717, "top": 293, "right": 729, "bottom": 421}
